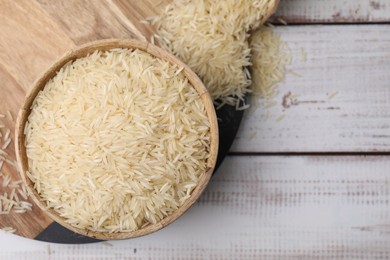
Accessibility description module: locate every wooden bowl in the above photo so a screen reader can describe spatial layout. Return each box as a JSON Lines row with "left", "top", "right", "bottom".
{"left": 15, "top": 39, "right": 219, "bottom": 240}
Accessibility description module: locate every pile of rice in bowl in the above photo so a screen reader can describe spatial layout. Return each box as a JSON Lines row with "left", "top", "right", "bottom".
{"left": 24, "top": 48, "right": 211, "bottom": 233}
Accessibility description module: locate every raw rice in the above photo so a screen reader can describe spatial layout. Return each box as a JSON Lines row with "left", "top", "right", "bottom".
{"left": 152, "top": 0, "right": 275, "bottom": 108}
{"left": 1, "top": 227, "right": 16, "bottom": 233}
{"left": 1, "top": 138, "right": 11, "bottom": 150}
{"left": 275, "top": 114, "right": 286, "bottom": 122}
{"left": 7, "top": 111, "right": 13, "bottom": 121}
{"left": 300, "top": 47, "right": 307, "bottom": 61}
{"left": 277, "top": 17, "right": 288, "bottom": 25}
{"left": 24, "top": 48, "right": 211, "bottom": 233}
{"left": 2, "top": 175, "right": 11, "bottom": 188}
{"left": 288, "top": 69, "right": 302, "bottom": 78}
{"left": 4, "top": 129, "right": 10, "bottom": 142}
{"left": 328, "top": 91, "right": 338, "bottom": 100}
{"left": 250, "top": 25, "right": 291, "bottom": 101}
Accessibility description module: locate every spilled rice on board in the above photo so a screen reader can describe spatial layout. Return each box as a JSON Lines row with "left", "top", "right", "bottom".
{"left": 0, "top": 111, "right": 32, "bottom": 234}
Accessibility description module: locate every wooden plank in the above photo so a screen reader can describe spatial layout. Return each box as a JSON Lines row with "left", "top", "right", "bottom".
{"left": 0, "top": 0, "right": 75, "bottom": 91}
{"left": 271, "top": 0, "right": 390, "bottom": 24}
{"left": 232, "top": 25, "right": 390, "bottom": 153}
{"left": 111, "top": 0, "right": 390, "bottom": 29}
{"left": 35, "top": 0, "right": 138, "bottom": 44}
{"left": 2, "top": 156, "right": 390, "bottom": 259}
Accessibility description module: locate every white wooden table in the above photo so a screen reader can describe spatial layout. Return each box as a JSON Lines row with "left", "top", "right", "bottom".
{"left": 1, "top": 0, "right": 390, "bottom": 259}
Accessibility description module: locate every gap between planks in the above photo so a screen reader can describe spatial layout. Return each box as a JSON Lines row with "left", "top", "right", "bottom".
{"left": 228, "top": 152, "right": 390, "bottom": 156}
{"left": 270, "top": 0, "right": 390, "bottom": 24}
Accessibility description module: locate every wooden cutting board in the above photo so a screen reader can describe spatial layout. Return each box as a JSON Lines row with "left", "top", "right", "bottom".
{"left": 0, "top": 0, "right": 277, "bottom": 242}
{"left": 0, "top": 0, "right": 171, "bottom": 242}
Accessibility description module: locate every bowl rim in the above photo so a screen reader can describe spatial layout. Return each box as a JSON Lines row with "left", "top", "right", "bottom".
{"left": 15, "top": 38, "right": 219, "bottom": 240}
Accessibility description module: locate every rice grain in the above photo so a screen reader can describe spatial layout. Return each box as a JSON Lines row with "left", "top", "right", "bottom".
{"left": 24, "top": 48, "right": 211, "bottom": 233}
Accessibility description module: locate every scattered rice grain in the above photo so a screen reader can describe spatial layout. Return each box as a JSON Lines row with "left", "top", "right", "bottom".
{"left": 1, "top": 138, "right": 11, "bottom": 150}
{"left": 328, "top": 91, "right": 338, "bottom": 100}
{"left": 276, "top": 114, "right": 286, "bottom": 122}
{"left": 277, "top": 17, "right": 288, "bottom": 25}
{"left": 4, "top": 129, "right": 10, "bottom": 142}
{"left": 2, "top": 175, "right": 11, "bottom": 188}
{"left": 139, "top": 19, "right": 150, "bottom": 25}
{"left": 300, "top": 47, "right": 307, "bottom": 61}
{"left": 1, "top": 227, "right": 16, "bottom": 233}
{"left": 247, "top": 131, "right": 257, "bottom": 141}
{"left": 288, "top": 69, "right": 302, "bottom": 78}
{"left": 7, "top": 111, "right": 13, "bottom": 121}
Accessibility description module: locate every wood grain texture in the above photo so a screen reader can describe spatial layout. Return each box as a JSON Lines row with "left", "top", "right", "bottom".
{"left": 35, "top": 0, "right": 138, "bottom": 44}
{"left": 232, "top": 25, "right": 390, "bottom": 153}
{"left": 2, "top": 156, "right": 390, "bottom": 259}
{"left": 0, "top": 0, "right": 75, "bottom": 91}
{"left": 271, "top": 0, "right": 390, "bottom": 24}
